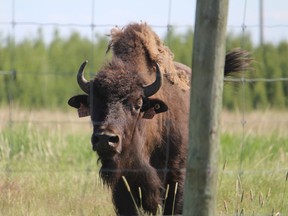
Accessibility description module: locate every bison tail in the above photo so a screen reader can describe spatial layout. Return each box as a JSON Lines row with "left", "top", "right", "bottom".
{"left": 224, "top": 48, "right": 253, "bottom": 77}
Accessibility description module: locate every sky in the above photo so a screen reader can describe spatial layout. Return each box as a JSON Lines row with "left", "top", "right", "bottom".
{"left": 1, "top": 0, "right": 288, "bottom": 45}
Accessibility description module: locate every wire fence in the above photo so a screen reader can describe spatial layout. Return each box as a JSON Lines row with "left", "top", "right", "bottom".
{"left": 1, "top": 0, "right": 288, "bottom": 214}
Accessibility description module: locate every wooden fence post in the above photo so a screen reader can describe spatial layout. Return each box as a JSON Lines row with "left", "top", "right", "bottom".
{"left": 183, "top": 0, "right": 229, "bottom": 215}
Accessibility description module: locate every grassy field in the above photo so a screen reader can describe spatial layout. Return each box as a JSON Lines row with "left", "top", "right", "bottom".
{"left": 0, "top": 108, "right": 287, "bottom": 215}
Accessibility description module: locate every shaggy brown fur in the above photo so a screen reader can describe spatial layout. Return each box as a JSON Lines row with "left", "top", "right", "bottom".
{"left": 108, "top": 23, "right": 190, "bottom": 90}
{"left": 68, "top": 23, "right": 252, "bottom": 215}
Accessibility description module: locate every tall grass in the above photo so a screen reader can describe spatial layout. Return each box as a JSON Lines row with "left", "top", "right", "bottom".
{"left": 0, "top": 117, "right": 114, "bottom": 215}
{"left": 0, "top": 109, "right": 287, "bottom": 215}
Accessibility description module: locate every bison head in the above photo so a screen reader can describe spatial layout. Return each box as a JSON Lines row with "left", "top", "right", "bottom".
{"left": 68, "top": 61, "right": 168, "bottom": 168}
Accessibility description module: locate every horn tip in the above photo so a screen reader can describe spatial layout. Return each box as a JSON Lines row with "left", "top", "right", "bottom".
{"left": 79, "top": 60, "right": 88, "bottom": 71}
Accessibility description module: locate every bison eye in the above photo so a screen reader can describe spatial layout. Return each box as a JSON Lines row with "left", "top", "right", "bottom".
{"left": 131, "top": 104, "right": 141, "bottom": 115}
{"left": 154, "top": 104, "right": 160, "bottom": 110}
{"left": 134, "top": 104, "right": 141, "bottom": 110}
{"left": 133, "top": 98, "right": 143, "bottom": 112}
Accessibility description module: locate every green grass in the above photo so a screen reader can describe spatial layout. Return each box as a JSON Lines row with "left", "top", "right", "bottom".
{"left": 218, "top": 133, "right": 288, "bottom": 215}
{"left": 0, "top": 123, "right": 114, "bottom": 216}
{"left": 0, "top": 111, "right": 287, "bottom": 215}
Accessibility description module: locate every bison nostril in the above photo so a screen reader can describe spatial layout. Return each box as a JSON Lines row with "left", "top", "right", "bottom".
{"left": 109, "top": 135, "right": 119, "bottom": 144}
{"left": 92, "top": 133, "right": 120, "bottom": 149}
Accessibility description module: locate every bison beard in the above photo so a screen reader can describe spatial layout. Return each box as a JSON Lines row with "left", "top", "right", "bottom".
{"left": 68, "top": 23, "right": 252, "bottom": 215}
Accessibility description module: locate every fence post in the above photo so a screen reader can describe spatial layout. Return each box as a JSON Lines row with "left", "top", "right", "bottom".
{"left": 183, "top": 0, "right": 229, "bottom": 215}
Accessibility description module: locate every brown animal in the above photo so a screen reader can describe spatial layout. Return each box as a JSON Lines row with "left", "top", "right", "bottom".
{"left": 68, "top": 23, "right": 251, "bottom": 215}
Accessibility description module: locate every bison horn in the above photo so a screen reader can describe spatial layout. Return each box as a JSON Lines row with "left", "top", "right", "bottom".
{"left": 143, "top": 63, "right": 162, "bottom": 97}
{"left": 77, "top": 60, "right": 90, "bottom": 94}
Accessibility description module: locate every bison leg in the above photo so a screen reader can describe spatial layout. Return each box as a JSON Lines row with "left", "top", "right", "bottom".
{"left": 162, "top": 176, "right": 184, "bottom": 215}
{"left": 112, "top": 179, "right": 139, "bottom": 216}
{"left": 113, "top": 166, "right": 162, "bottom": 215}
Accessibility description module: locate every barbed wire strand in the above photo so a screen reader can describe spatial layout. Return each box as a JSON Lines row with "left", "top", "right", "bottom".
{"left": 79, "top": 1, "right": 97, "bottom": 214}
{"left": 7, "top": 0, "right": 16, "bottom": 127}
{"left": 0, "top": 167, "right": 287, "bottom": 174}
{"left": 233, "top": 0, "right": 248, "bottom": 212}
{"left": 2, "top": 69, "right": 288, "bottom": 81}
{"left": 1, "top": 21, "right": 288, "bottom": 30}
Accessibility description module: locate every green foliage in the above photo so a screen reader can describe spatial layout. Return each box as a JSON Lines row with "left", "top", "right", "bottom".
{"left": 223, "top": 33, "right": 288, "bottom": 110}
{"left": 0, "top": 29, "right": 109, "bottom": 109}
{"left": 0, "top": 28, "right": 288, "bottom": 109}
{"left": 164, "top": 28, "right": 194, "bottom": 67}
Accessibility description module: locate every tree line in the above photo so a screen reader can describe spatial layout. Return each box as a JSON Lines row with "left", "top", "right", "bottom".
{"left": 0, "top": 28, "right": 287, "bottom": 110}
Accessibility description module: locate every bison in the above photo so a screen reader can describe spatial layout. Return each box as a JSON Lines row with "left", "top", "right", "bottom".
{"left": 68, "top": 23, "right": 251, "bottom": 215}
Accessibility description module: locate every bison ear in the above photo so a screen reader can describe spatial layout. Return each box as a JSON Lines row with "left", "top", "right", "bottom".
{"left": 68, "top": 94, "right": 90, "bottom": 117}
{"left": 68, "top": 94, "right": 89, "bottom": 108}
{"left": 142, "top": 98, "right": 168, "bottom": 119}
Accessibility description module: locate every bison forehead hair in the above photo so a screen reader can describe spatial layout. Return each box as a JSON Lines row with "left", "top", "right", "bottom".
{"left": 108, "top": 23, "right": 190, "bottom": 91}
{"left": 94, "top": 59, "right": 143, "bottom": 99}
{"left": 108, "top": 23, "right": 163, "bottom": 60}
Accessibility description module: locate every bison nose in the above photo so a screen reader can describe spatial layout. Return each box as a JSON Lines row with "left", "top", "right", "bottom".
{"left": 91, "top": 132, "right": 120, "bottom": 154}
